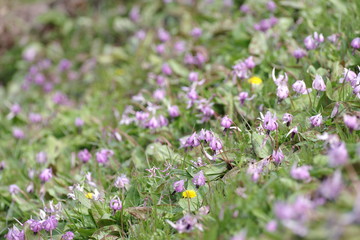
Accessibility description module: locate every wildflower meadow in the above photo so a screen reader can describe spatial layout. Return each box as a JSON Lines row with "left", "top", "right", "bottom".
{"left": 0, "top": 0, "right": 360, "bottom": 239}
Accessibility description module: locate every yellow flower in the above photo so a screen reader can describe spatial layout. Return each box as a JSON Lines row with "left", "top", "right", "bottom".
{"left": 115, "top": 69, "right": 124, "bottom": 76}
{"left": 85, "top": 192, "right": 93, "bottom": 199}
{"left": 182, "top": 190, "right": 197, "bottom": 198}
{"left": 248, "top": 76, "right": 263, "bottom": 85}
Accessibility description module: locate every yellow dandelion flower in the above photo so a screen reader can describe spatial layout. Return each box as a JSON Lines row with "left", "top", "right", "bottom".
{"left": 85, "top": 192, "right": 93, "bottom": 199}
{"left": 115, "top": 69, "right": 124, "bottom": 76}
{"left": 248, "top": 76, "right": 263, "bottom": 85}
{"left": 182, "top": 190, "right": 197, "bottom": 198}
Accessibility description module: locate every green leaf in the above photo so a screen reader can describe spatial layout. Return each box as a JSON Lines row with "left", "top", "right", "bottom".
{"left": 300, "top": 130, "right": 320, "bottom": 142}
{"left": 202, "top": 162, "right": 228, "bottom": 181}
{"left": 145, "top": 143, "right": 179, "bottom": 162}
{"left": 131, "top": 146, "right": 146, "bottom": 170}
{"left": 251, "top": 133, "right": 272, "bottom": 158}
{"left": 124, "top": 186, "right": 141, "bottom": 208}
{"left": 75, "top": 190, "right": 92, "bottom": 209}
{"left": 279, "top": 177, "right": 299, "bottom": 190}
{"left": 168, "top": 60, "right": 189, "bottom": 77}
{"left": 249, "top": 32, "right": 268, "bottom": 58}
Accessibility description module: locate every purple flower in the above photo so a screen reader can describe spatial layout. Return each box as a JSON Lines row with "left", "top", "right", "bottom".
{"left": 312, "top": 75, "right": 326, "bottom": 91}
{"left": 239, "top": 4, "right": 251, "bottom": 14}
{"left": 39, "top": 168, "right": 53, "bottom": 182}
{"left": 209, "top": 138, "right": 223, "bottom": 151}
{"left": 187, "top": 88, "right": 198, "bottom": 101}
{"left": 43, "top": 82, "right": 53, "bottom": 92}
{"left": 331, "top": 102, "right": 340, "bottom": 118}
{"left": 291, "top": 165, "right": 312, "bottom": 181}
{"left": 10, "top": 104, "right": 21, "bottom": 115}
{"left": 313, "top": 32, "right": 324, "bottom": 43}
{"left": 247, "top": 163, "right": 264, "bottom": 182}
{"left": 61, "top": 231, "right": 75, "bottom": 240}
{"left": 162, "top": 63, "right": 172, "bottom": 75}
{"left": 272, "top": 69, "right": 288, "bottom": 86}
{"left": 276, "top": 84, "right": 289, "bottom": 100}
{"left": 272, "top": 149, "right": 284, "bottom": 164}
{"left": 231, "top": 231, "right": 246, "bottom": 240}
{"left": 304, "top": 35, "right": 317, "bottom": 50}
{"left": 23, "top": 46, "right": 38, "bottom": 62}
{"left": 186, "top": 132, "right": 200, "bottom": 147}
{"left": 199, "top": 105, "right": 215, "bottom": 122}
{"left": 188, "top": 72, "right": 199, "bottom": 82}
{"left": 78, "top": 149, "right": 92, "bottom": 163}
{"left": 135, "top": 30, "right": 146, "bottom": 40}
{"left": 184, "top": 53, "right": 196, "bottom": 65}
{"left": 353, "top": 84, "right": 360, "bottom": 97}
{"left": 158, "top": 28, "right": 170, "bottom": 42}
{"left": 168, "top": 105, "right": 180, "bottom": 118}
{"left": 292, "top": 49, "right": 307, "bottom": 59}
{"left": 266, "top": 220, "right": 277, "bottom": 232}
{"left": 167, "top": 214, "right": 202, "bottom": 233}
{"left": 319, "top": 170, "right": 342, "bottom": 200}
{"left": 147, "top": 117, "right": 160, "bottom": 129}
{"left": 26, "top": 183, "right": 34, "bottom": 193}
{"left": 351, "top": 37, "right": 360, "bottom": 49}
{"left": 196, "top": 129, "right": 205, "bottom": 141}
{"left": 58, "top": 59, "right": 72, "bottom": 72}
{"left": 327, "top": 34, "right": 339, "bottom": 44}
{"left": 244, "top": 56, "right": 256, "bottom": 69}
{"left": 110, "top": 197, "right": 122, "bottom": 212}
{"left": 96, "top": 149, "right": 114, "bottom": 164}
{"left": 53, "top": 92, "right": 70, "bottom": 105}
{"left": 269, "top": 16, "right": 278, "bottom": 26}
{"left": 266, "top": 1, "right": 277, "bottom": 11}
{"left": 199, "top": 205, "right": 210, "bottom": 215}
{"left": 233, "top": 62, "right": 249, "bottom": 79}
{"left": 282, "top": 113, "right": 293, "bottom": 126}
{"left": 158, "top": 115, "right": 168, "bottom": 127}
{"left": 221, "top": 116, "right": 232, "bottom": 128}
{"left": 153, "top": 88, "right": 166, "bottom": 100}
{"left": 255, "top": 18, "right": 274, "bottom": 32}
{"left": 0, "top": 161, "right": 6, "bottom": 170}
{"left": 223, "top": 0, "right": 233, "bottom": 7}
{"left": 174, "top": 41, "right": 186, "bottom": 53}
{"left": 156, "top": 44, "right": 165, "bottom": 55}
{"left": 29, "top": 113, "right": 42, "bottom": 123}
{"left": 114, "top": 175, "right": 130, "bottom": 189}
{"left": 238, "top": 92, "right": 249, "bottom": 105}
{"left": 13, "top": 128, "right": 25, "bottom": 139}
{"left": 9, "top": 184, "right": 20, "bottom": 195}
{"left": 274, "top": 196, "right": 314, "bottom": 236}
{"left": 343, "top": 114, "right": 359, "bottom": 132}
{"left": 28, "top": 219, "right": 42, "bottom": 233}
{"left": 173, "top": 180, "right": 185, "bottom": 192}
{"left": 309, "top": 114, "right": 323, "bottom": 127}
{"left": 203, "top": 130, "right": 214, "bottom": 142}
{"left": 340, "top": 68, "right": 357, "bottom": 84}
{"left": 192, "top": 170, "right": 206, "bottom": 187}
{"left": 156, "top": 75, "right": 166, "bottom": 86}
{"left": 328, "top": 141, "right": 348, "bottom": 167}
{"left": 129, "top": 6, "right": 140, "bottom": 22}
{"left": 36, "top": 151, "right": 47, "bottom": 164}
{"left": 34, "top": 73, "right": 45, "bottom": 85}
{"left": 263, "top": 111, "right": 278, "bottom": 131}
{"left": 292, "top": 80, "right": 308, "bottom": 94}
{"left": 75, "top": 118, "right": 84, "bottom": 127}
{"left": 191, "top": 27, "right": 202, "bottom": 38}
{"left": 5, "top": 226, "right": 25, "bottom": 240}
{"left": 135, "top": 111, "right": 150, "bottom": 122}
{"left": 42, "top": 216, "right": 58, "bottom": 232}
{"left": 195, "top": 52, "right": 206, "bottom": 65}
